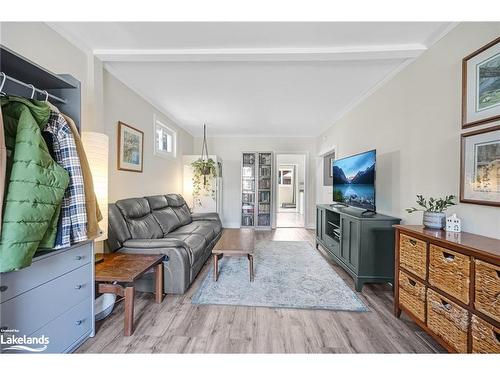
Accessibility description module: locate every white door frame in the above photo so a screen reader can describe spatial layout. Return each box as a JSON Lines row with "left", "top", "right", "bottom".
{"left": 273, "top": 151, "right": 309, "bottom": 228}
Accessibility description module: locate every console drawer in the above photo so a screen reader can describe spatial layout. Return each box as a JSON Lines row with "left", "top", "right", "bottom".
{"left": 427, "top": 289, "right": 469, "bottom": 353}
{"left": 474, "top": 260, "right": 500, "bottom": 323}
{"left": 399, "top": 270, "right": 426, "bottom": 322}
{"left": 0, "top": 242, "right": 92, "bottom": 303}
{"left": 399, "top": 234, "right": 427, "bottom": 279}
{"left": 429, "top": 245, "right": 470, "bottom": 304}
{"left": 471, "top": 315, "right": 500, "bottom": 354}
{"left": 0, "top": 264, "right": 91, "bottom": 336}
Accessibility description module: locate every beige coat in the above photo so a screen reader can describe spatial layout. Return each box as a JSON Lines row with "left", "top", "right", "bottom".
{"left": 47, "top": 103, "right": 103, "bottom": 239}
{"left": 0, "top": 106, "right": 6, "bottom": 234}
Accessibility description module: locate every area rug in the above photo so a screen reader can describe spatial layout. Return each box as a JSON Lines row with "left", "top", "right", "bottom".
{"left": 191, "top": 240, "right": 368, "bottom": 311}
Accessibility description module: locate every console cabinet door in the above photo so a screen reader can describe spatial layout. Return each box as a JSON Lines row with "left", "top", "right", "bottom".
{"left": 340, "top": 216, "right": 360, "bottom": 272}
{"left": 316, "top": 207, "right": 324, "bottom": 241}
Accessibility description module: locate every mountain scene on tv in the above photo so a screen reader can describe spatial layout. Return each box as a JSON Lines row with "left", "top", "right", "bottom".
{"left": 332, "top": 150, "right": 375, "bottom": 210}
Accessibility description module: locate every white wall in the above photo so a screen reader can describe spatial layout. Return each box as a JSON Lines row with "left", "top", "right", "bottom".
{"left": 317, "top": 22, "right": 500, "bottom": 239}
{"left": 194, "top": 137, "right": 316, "bottom": 228}
{"left": 104, "top": 71, "right": 193, "bottom": 202}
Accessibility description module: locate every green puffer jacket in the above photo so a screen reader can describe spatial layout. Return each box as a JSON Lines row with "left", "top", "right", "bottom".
{"left": 0, "top": 97, "right": 69, "bottom": 273}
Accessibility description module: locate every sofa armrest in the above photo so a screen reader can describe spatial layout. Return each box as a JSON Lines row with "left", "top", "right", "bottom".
{"left": 191, "top": 212, "right": 221, "bottom": 222}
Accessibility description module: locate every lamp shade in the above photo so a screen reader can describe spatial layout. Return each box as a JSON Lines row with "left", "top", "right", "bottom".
{"left": 82, "top": 132, "right": 109, "bottom": 241}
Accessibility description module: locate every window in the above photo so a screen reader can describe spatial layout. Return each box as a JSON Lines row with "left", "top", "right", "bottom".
{"left": 278, "top": 168, "right": 293, "bottom": 185}
{"left": 154, "top": 117, "right": 176, "bottom": 158}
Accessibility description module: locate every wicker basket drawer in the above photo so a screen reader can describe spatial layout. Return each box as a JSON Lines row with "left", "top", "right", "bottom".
{"left": 399, "top": 234, "right": 427, "bottom": 279}
{"left": 474, "top": 260, "right": 500, "bottom": 323}
{"left": 399, "top": 271, "right": 426, "bottom": 322}
{"left": 429, "top": 245, "right": 470, "bottom": 304}
{"left": 427, "top": 289, "right": 469, "bottom": 352}
{"left": 471, "top": 315, "right": 500, "bottom": 353}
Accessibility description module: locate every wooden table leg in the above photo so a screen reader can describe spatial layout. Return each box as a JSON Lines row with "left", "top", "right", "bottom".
{"left": 248, "top": 254, "right": 254, "bottom": 282}
{"left": 155, "top": 263, "right": 164, "bottom": 303}
{"left": 213, "top": 254, "right": 219, "bottom": 281}
{"left": 124, "top": 286, "right": 135, "bottom": 336}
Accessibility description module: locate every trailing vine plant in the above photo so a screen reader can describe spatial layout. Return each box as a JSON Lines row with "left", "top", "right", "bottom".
{"left": 191, "top": 158, "right": 217, "bottom": 207}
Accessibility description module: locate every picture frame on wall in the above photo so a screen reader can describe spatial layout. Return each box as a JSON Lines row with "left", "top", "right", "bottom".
{"left": 460, "top": 125, "right": 500, "bottom": 206}
{"left": 462, "top": 37, "right": 500, "bottom": 129}
{"left": 117, "top": 121, "right": 144, "bottom": 172}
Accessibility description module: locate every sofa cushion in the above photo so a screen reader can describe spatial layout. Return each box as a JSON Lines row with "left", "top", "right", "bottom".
{"left": 115, "top": 198, "right": 163, "bottom": 239}
{"left": 169, "top": 221, "right": 220, "bottom": 243}
{"left": 146, "top": 195, "right": 182, "bottom": 234}
{"left": 166, "top": 194, "right": 192, "bottom": 226}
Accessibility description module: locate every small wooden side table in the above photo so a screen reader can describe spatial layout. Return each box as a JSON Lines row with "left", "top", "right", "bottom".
{"left": 95, "top": 253, "right": 165, "bottom": 336}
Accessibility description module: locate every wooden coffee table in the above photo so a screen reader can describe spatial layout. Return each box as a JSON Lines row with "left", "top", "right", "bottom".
{"left": 95, "top": 253, "right": 165, "bottom": 336}
{"left": 212, "top": 228, "right": 255, "bottom": 282}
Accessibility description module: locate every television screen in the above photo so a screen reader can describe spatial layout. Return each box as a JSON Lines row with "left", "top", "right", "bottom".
{"left": 332, "top": 149, "right": 376, "bottom": 211}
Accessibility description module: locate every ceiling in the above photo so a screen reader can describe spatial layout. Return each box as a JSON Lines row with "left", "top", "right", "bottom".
{"left": 51, "top": 22, "right": 455, "bottom": 137}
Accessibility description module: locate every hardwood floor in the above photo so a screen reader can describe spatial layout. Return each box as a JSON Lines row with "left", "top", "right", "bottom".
{"left": 77, "top": 228, "right": 445, "bottom": 353}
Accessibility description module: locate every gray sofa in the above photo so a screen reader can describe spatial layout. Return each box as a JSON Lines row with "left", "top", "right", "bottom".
{"left": 108, "top": 194, "right": 222, "bottom": 294}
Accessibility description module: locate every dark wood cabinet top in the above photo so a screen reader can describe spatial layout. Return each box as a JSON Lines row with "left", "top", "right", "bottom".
{"left": 95, "top": 253, "right": 165, "bottom": 283}
{"left": 395, "top": 225, "right": 500, "bottom": 263}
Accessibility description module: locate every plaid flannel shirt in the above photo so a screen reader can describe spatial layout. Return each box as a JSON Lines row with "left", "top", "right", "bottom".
{"left": 44, "top": 111, "right": 88, "bottom": 248}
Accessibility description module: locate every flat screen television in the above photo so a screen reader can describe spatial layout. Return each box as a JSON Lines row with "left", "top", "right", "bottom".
{"left": 332, "top": 149, "right": 376, "bottom": 211}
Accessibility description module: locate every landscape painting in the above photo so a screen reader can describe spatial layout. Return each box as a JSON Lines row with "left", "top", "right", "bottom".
{"left": 118, "top": 122, "right": 144, "bottom": 172}
{"left": 332, "top": 150, "right": 376, "bottom": 211}
{"left": 477, "top": 52, "right": 500, "bottom": 111}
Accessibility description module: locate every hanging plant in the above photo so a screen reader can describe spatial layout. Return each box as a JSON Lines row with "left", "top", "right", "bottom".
{"left": 191, "top": 124, "right": 217, "bottom": 207}
{"left": 191, "top": 158, "right": 217, "bottom": 207}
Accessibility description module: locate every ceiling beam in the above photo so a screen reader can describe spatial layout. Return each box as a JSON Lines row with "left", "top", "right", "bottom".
{"left": 94, "top": 44, "right": 426, "bottom": 62}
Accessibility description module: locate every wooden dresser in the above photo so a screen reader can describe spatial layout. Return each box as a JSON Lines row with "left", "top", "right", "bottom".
{"left": 394, "top": 225, "right": 499, "bottom": 353}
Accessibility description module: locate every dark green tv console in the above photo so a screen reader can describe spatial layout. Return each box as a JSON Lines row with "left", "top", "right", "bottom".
{"left": 316, "top": 204, "right": 400, "bottom": 292}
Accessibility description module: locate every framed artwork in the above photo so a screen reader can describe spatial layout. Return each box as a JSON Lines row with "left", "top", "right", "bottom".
{"left": 117, "top": 121, "right": 144, "bottom": 172}
{"left": 460, "top": 125, "right": 500, "bottom": 206}
{"left": 462, "top": 37, "right": 500, "bottom": 129}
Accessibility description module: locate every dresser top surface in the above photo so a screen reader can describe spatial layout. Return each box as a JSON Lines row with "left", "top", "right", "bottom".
{"left": 395, "top": 225, "right": 500, "bottom": 260}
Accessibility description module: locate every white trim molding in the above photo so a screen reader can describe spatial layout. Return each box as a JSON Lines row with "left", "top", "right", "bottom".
{"left": 94, "top": 44, "right": 427, "bottom": 62}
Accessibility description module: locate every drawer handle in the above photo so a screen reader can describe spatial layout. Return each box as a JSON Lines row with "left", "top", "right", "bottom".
{"left": 0, "top": 286, "right": 7, "bottom": 292}
{"left": 408, "top": 239, "right": 417, "bottom": 246}
{"left": 75, "top": 255, "right": 84, "bottom": 260}
{"left": 494, "top": 331, "right": 500, "bottom": 343}
{"left": 442, "top": 252, "right": 455, "bottom": 261}
{"left": 440, "top": 299, "right": 452, "bottom": 311}
{"left": 75, "top": 284, "right": 84, "bottom": 290}
{"left": 75, "top": 320, "right": 84, "bottom": 326}
{"left": 408, "top": 278, "right": 416, "bottom": 287}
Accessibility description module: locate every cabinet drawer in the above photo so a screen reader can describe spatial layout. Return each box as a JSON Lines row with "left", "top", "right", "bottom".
{"left": 427, "top": 289, "right": 469, "bottom": 353}
{"left": 399, "top": 234, "right": 427, "bottom": 279}
{"left": 31, "top": 298, "right": 92, "bottom": 353}
{"left": 474, "top": 260, "right": 500, "bottom": 323}
{"left": 429, "top": 245, "right": 470, "bottom": 304}
{"left": 0, "top": 264, "right": 91, "bottom": 336}
{"left": 0, "top": 242, "right": 92, "bottom": 303}
{"left": 399, "top": 270, "right": 426, "bottom": 322}
{"left": 471, "top": 315, "right": 500, "bottom": 354}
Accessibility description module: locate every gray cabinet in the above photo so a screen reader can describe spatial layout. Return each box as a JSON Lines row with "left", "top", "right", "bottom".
{"left": 316, "top": 204, "right": 400, "bottom": 292}
{"left": 0, "top": 241, "right": 94, "bottom": 353}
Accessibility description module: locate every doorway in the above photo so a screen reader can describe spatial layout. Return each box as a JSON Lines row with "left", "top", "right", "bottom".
{"left": 275, "top": 153, "right": 307, "bottom": 228}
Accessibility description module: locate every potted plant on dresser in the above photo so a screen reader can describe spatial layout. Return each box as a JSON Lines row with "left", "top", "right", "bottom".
{"left": 406, "top": 195, "right": 456, "bottom": 229}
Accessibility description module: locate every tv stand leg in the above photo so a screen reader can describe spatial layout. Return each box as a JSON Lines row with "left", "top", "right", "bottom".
{"left": 354, "top": 279, "right": 363, "bottom": 292}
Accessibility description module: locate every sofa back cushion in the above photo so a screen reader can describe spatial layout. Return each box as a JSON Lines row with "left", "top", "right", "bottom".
{"left": 115, "top": 198, "right": 163, "bottom": 239}
{"left": 146, "top": 195, "right": 182, "bottom": 235}
{"left": 166, "top": 194, "right": 192, "bottom": 226}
